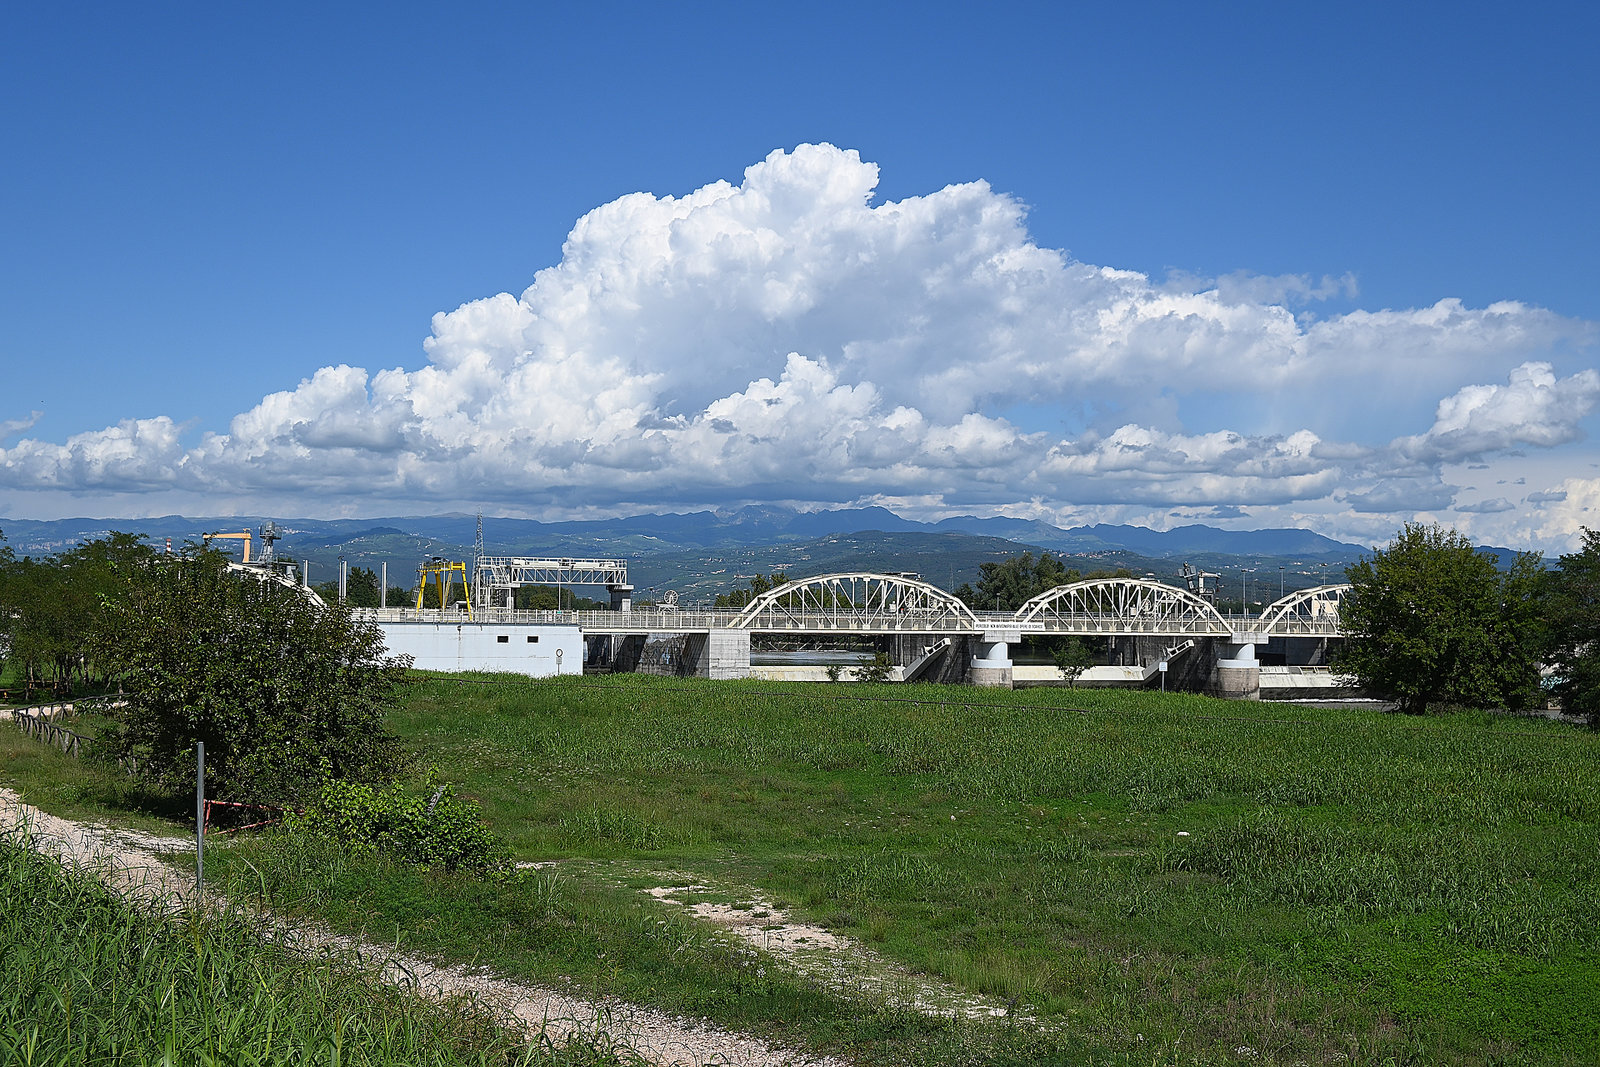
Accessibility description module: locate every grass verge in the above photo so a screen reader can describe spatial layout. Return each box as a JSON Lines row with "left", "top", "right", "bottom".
{"left": 0, "top": 831, "right": 634, "bottom": 1066}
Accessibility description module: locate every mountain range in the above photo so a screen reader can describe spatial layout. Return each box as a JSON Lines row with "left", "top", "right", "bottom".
{"left": 1, "top": 506, "right": 1377, "bottom": 603}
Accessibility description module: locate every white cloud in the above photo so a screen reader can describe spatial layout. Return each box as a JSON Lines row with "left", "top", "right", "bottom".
{"left": 2, "top": 143, "right": 1597, "bottom": 550}
{"left": 1395, "top": 362, "right": 1600, "bottom": 462}
{"left": 1343, "top": 480, "right": 1459, "bottom": 514}
{"left": 1165, "top": 269, "right": 1358, "bottom": 307}
{"left": 0, "top": 412, "right": 42, "bottom": 443}
{"left": 1455, "top": 497, "right": 1516, "bottom": 514}
{"left": 0, "top": 417, "right": 188, "bottom": 489}
{"left": 1530, "top": 478, "right": 1600, "bottom": 545}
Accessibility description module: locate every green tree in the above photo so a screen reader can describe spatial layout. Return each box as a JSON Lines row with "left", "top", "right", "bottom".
{"left": 98, "top": 550, "right": 410, "bottom": 802}
{"left": 956, "top": 552, "right": 1079, "bottom": 612}
{"left": 1052, "top": 638, "right": 1094, "bottom": 687}
{"left": 1547, "top": 526, "right": 1600, "bottom": 727}
{"left": 0, "top": 532, "right": 156, "bottom": 692}
{"left": 715, "top": 571, "right": 790, "bottom": 609}
{"left": 313, "top": 566, "right": 385, "bottom": 608}
{"left": 1333, "top": 523, "right": 1544, "bottom": 715}
{"left": 0, "top": 529, "right": 12, "bottom": 681}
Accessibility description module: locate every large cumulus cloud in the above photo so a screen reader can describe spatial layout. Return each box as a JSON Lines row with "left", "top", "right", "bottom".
{"left": 2, "top": 144, "right": 1596, "bottom": 548}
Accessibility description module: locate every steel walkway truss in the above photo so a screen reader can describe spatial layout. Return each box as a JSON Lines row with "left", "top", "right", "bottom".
{"left": 368, "top": 573, "right": 1352, "bottom": 639}
{"left": 730, "top": 572, "right": 979, "bottom": 632}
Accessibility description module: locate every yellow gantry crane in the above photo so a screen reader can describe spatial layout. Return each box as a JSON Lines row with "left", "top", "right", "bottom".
{"left": 416, "top": 558, "right": 473, "bottom": 619}
{"left": 203, "top": 530, "right": 253, "bottom": 563}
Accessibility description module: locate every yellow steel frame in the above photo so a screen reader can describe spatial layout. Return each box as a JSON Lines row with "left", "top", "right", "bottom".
{"left": 203, "top": 531, "right": 253, "bottom": 563}
{"left": 416, "top": 561, "right": 473, "bottom": 619}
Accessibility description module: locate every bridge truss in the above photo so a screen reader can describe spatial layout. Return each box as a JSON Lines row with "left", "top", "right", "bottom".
{"left": 731, "top": 572, "right": 978, "bottom": 632}
{"left": 1253, "top": 584, "right": 1350, "bottom": 636}
{"left": 1015, "top": 578, "right": 1234, "bottom": 636}
{"left": 474, "top": 557, "right": 629, "bottom": 609}
{"left": 382, "top": 570, "right": 1348, "bottom": 640}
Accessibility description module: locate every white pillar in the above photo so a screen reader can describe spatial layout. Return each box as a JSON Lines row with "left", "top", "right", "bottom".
{"left": 971, "top": 634, "right": 1015, "bottom": 688}
{"left": 1213, "top": 639, "right": 1261, "bottom": 700}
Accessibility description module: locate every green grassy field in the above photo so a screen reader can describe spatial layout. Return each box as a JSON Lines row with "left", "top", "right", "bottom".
{"left": 5, "top": 675, "right": 1598, "bottom": 1065}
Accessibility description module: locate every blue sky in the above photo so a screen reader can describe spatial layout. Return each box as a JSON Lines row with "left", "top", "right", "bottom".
{"left": 3, "top": 2, "right": 1598, "bottom": 550}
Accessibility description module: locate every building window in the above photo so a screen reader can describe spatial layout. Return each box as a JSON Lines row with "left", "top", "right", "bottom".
{"left": 526, "top": 635, "right": 539, "bottom": 643}
{"left": 496, "top": 635, "right": 509, "bottom": 644}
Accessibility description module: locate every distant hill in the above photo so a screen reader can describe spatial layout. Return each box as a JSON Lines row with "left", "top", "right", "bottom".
{"left": 0, "top": 506, "right": 1377, "bottom": 601}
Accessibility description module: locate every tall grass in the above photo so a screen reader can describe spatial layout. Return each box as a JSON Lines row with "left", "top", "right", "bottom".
{"left": 0, "top": 834, "right": 632, "bottom": 1066}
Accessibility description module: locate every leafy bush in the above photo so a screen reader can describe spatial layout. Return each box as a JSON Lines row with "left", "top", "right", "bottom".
{"left": 291, "top": 774, "right": 512, "bottom": 876}
{"left": 97, "top": 550, "right": 410, "bottom": 802}
{"left": 1052, "top": 638, "right": 1093, "bottom": 687}
{"left": 852, "top": 652, "right": 892, "bottom": 683}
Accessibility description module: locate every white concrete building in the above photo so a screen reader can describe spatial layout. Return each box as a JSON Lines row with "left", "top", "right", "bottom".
{"left": 376, "top": 621, "right": 583, "bottom": 677}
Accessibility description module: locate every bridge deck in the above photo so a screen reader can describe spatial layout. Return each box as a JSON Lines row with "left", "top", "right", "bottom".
{"left": 357, "top": 607, "right": 1340, "bottom": 639}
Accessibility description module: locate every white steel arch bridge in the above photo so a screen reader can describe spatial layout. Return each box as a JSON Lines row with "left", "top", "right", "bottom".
{"left": 414, "top": 572, "right": 1351, "bottom": 640}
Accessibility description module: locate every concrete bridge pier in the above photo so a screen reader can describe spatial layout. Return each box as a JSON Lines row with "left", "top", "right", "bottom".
{"left": 678, "top": 629, "right": 751, "bottom": 680}
{"left": 970, "top": 631, "right": 1018, "bottom": 688}
{"left": 1208, "top": 638, "right": 1261, "bottom": 700}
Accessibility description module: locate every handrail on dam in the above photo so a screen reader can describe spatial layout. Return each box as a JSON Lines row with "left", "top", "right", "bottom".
{"left": 355, "top": 578, "right": 1351, "bottom": 639}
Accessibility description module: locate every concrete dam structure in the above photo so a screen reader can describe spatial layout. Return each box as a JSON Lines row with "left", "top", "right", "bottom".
{"left": 364, "top": 571, "right": 1351, "bottom": 700}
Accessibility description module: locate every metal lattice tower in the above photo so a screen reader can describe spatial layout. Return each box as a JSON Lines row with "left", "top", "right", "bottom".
{"left": 472, "top": 513, "right": 487, "bottom": 606}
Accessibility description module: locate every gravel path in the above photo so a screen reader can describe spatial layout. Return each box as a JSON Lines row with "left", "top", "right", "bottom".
{"left": 645, "top": 884, "right": 1024, "bottom": 1022}
{"left": 0, "top": 786, "right": 846, "bottom": 1067}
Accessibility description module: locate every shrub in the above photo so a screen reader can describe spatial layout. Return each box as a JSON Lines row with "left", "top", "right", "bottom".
{"left": 290, "top": 773, "right": 512, "bottom": 876}
{"left": 97, "top": 550, "right": 409, "bottom": 802}
{"left": 852, "top": 652, "right": 892, "bottom": 683}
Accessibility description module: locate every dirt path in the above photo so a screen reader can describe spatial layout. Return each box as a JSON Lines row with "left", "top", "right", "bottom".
{"left": 643, "top": 884, "right": 1024, "bottom": 1023}
{"left": 0, "top": 786, "right": 845, "bottom": 1067}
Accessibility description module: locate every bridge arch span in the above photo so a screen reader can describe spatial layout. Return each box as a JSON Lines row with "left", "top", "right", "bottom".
{"left": 1255, "top": 584, "right": 1350, "bottom": 635}
{"left": 730, "top": 572, "right": 979, "bottom": 632}
{"left": 1014, "top": 578, "right": 1232, "bottom": 635}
